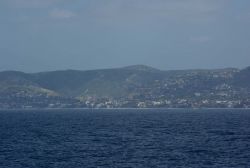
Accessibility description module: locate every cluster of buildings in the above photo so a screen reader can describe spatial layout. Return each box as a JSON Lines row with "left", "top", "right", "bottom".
{"left": 1, "top": 91, "right": 250, "bottom": 109}
{"left": 1, "top": 69, "right": 250, "bottom": 109}
{"left": 80, "top": 94, "right": 250, "bottom": 109}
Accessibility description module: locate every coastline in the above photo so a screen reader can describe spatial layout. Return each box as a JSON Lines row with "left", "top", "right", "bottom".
{"left": 1, "top": 107, "right": 250, "bottom": 111}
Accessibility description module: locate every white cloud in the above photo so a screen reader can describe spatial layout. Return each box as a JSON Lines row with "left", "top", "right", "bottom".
{"left": 49, "top": 9, "right": 76, "bottom": 19}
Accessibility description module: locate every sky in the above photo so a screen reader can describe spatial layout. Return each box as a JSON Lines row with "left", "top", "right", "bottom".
{"left": 0, "top": 0, "right": 250, "bottom": 72}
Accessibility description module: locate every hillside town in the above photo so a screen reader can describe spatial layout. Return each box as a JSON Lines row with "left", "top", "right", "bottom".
{"left": 0, "top": 66, "right": 249, "bottom": 109}
{"left": 1, "top": 81, "right": 250, "bottom": 109}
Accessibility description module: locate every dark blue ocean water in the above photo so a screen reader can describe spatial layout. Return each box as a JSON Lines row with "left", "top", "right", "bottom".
{"left": 0, "top": 109, "right": 250, "bottom": 168}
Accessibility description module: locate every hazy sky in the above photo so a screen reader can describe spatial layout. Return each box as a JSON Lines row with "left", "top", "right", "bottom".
{"left": 0, "top": 0, "right": 250, "bottom": 72}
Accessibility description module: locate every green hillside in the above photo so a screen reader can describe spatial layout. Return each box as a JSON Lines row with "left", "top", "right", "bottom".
{"left": 0, "top": 65, "right": 249, "bottom": 108}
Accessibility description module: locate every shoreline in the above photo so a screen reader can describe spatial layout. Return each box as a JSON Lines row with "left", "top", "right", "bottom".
{"left": 1, "top": 107, "right": 250, "bottom": 111}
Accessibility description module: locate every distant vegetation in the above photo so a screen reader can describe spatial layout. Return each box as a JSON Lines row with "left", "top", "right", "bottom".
{"left": 0, "top": 65, "right": 250, "bottom": 109}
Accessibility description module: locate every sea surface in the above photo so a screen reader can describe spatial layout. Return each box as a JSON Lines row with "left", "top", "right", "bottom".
{"left": 0, "top": 109, "right": 250, "bottom": 168}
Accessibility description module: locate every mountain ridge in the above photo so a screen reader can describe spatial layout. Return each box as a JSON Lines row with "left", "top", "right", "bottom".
{"left": 0, "top": 65, "right": 249, "bottom": 108}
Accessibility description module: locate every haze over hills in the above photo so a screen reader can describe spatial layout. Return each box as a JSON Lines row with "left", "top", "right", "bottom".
{"left": 0, "top": 65, "right": 250, "bottom": 109}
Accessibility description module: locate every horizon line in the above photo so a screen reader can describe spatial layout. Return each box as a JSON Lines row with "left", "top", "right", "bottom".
{"left": 0, "top": 64, "right": 247, "bottom": 74}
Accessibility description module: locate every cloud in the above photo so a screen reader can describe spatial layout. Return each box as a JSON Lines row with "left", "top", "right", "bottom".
{"left": 49, "top": 9, "right": 76, "bottom": 19}
{"left": 2, "top": 0, "right": 225, "bottom": 24}
{"left": 85, "top": 0, "right": 223, "bottom": 24}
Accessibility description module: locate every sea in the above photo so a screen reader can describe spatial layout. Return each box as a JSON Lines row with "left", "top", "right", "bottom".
{"left": 0, "top": 109, "right": 250, "bottom": 168}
